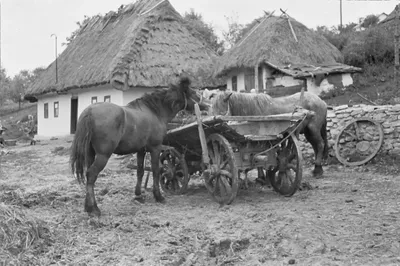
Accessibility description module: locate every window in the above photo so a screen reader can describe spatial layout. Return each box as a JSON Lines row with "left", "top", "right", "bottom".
{"left": 232, "top": 76, "right": 237, "bottom": 92}
{"left": 104, "top": 95, "right": 111, "bottom": 102}
{"left": 54, "top": 102, "right": 59, "bottom": 118}
{"left": 44, "top": 103, "right": 49, "bottom": 119}
{"left": 91, "top": 96, "right": 97, "bottom": 104}
{"left": 245, "top": 73, "right": 255, "bottom": 92}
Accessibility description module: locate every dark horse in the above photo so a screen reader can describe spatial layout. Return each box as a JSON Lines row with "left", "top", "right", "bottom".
{"left": 70, "top": 77, "right": 204, "bottom": 217}
{"left": 208, "top": 91, "right": 328, "bottom": 177}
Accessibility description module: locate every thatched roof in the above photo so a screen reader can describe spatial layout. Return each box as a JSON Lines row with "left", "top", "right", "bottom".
{"left": 214, "top": 15, "right": 344, "bottom": 77}
{"left": 25, "top": 0, "right": 222, "bottom": 101}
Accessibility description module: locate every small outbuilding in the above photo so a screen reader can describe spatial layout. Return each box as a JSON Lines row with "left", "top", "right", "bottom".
{"left": 214, "top": 13, "right": 361, "bottom": 97}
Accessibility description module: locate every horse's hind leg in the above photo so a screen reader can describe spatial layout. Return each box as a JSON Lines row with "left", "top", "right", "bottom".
{"left": 85, "top": 154, "right": 109, "bottom": 217}
{"left": 304, "top": 127, "right": 324, "bottom": 177}
{"left": 134, "top": 149, "right": 146, "bottom": 203}
{"left": 150, "top": 147, "right": 165, "bottom": 203}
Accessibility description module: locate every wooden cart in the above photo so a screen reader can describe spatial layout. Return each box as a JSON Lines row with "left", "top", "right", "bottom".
{"left": 160, "top": 105, "right": 313, "bottom": 205}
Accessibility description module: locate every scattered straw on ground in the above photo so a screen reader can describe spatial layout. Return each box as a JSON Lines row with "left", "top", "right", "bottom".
{"left": 0, "top": 203, "right": 53, "bottom": 264}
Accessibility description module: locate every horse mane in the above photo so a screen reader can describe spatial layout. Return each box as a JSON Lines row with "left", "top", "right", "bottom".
{"left": 127, "top": 79, "right": 188, "bottom": 116}
{"left": 212, "top": 92, "right": 273, "bottom": 115}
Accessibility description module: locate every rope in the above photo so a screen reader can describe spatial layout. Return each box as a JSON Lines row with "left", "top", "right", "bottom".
{"left": 251, "top": 111, "right": 307, "bottom": 161}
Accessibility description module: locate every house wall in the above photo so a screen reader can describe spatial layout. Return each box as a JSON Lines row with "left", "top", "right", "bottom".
{"left": 36, "top": 85, "right": 157, "bottom": 138}
{"left": 224, "top": 66, "right": 354, "bottom": 96}
{"left": 306, "top": 73, "right": 353, "bottom": 95}
{"left": 74, "top": 85, "right": 123, "bottom": 117}
{"left": 225, "top": 69, "right": 246, "bottom": 92}
{"left": 36, "top": 84, "right": 141, "bottom": 138}
{"left": 37, "top": 94, "right": 72, "bottom": 137}
{"left": 122, "top": 87, "right": 157, "bottom": 105}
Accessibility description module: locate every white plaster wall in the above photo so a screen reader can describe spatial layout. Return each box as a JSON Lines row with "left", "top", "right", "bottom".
{"left": 75, "top": 86, "right": 123, "bottom": 116}
{"left": 306, "top": 78, "right": 334, "bottom": 95}
{"left": 37, "top": 94, "right": 71, "bottom": 137}
{"left": 307, "top": 73, "right": 354, "bottom": 95}
{"left": 225, "top": 69, "right": 246, "bottom": 92}
{"left": 271, "top": 75, "right": 303, "bottom": 87}
{"left": 36, "top": 85, "right": 162, "bottom": 137}
{"left": 36, "top": 84, "right": 123, "bottom": 137}
{"left": 342, "top": 73, "right": 353, "bottom": 87}
{"left": 122, "top": 87, "right": 157, "bottom": 105}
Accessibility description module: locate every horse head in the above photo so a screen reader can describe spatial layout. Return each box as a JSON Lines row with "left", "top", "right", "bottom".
{"left": 171, "top": 76, "right": 208, "bottom": 113}
{"left": 207, "top": 91, "right": 233, "bottom": 116}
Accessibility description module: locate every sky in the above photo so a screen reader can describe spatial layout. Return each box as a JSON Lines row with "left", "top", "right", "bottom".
{"left": 0, "top": 0, "right": 398, "bottom": 77}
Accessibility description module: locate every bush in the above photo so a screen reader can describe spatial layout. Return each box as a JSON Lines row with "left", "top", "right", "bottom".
{"left": 343, "top": 27, "right": 394, "bottom": 67}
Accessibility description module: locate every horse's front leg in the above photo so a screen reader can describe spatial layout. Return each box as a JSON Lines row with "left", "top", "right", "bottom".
{"left": 135, "top": 149, "right": 146, "bottom": 203}
{"left": 150, "top": 147, "right": 165, "bottom": 203}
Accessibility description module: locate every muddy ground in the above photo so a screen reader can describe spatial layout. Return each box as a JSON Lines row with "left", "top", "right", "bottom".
{"left": 1, "top": 136, "right": 400, "bottom": 266}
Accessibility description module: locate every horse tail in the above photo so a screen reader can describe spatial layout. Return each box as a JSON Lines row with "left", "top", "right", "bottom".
{"left": 321, "top": 118, "right": 329, "bottom": 160}
{"left": 70, "top": 110, "right": 95, "bottom": 184}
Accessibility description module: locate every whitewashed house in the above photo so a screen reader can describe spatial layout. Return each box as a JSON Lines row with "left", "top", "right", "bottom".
{"left": 25, "top": 0, "right": 220, "bottom": 137}
{"left": 214, "top": 15, "right": 361, "bottom": 97}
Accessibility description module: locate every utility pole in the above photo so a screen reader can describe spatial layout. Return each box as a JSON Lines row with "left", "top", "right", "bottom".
{"left": 340, "top": 0, "right": 343, "bottom": 30}
{"left": 395, "top": 4, "right": 400, "bottom": 87}
{"left": 51, "top": 34, "right": 58, "bottom": 84}
{"left": 335, "top": 0, "right": 392, "bottom": 31}
{"left": 0, "top": 1, "right": 2, "bottom": 88}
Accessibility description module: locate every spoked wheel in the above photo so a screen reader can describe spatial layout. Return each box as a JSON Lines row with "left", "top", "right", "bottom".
{"left": 203, "top": 133, "right": 238, "bottom": 205}
{"left": 268, "top": 134, "right": 303, "bottom": 196}
{"left": 159, "top": 148, "right": 189, "bottom": 195}
{"left": 334, "top": 118, "right": 384, "bottom": 166}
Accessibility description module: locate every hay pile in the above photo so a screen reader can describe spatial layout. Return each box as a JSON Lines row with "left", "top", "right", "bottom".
{"left": 0, "top": 203, "right": 52, "bottom": 264}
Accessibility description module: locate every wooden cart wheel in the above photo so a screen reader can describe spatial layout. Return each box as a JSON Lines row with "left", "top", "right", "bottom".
{"left": 203, "top": 133, "right": 239, "bottom": 205}
{"left": 334, "top": 118, "right": 384, "bottom": 166}
{"left": 159, "top": 148, "right": 189, "bottom": 195}
{"left": 268, "top": 134, "right": 303, "bottom": 196}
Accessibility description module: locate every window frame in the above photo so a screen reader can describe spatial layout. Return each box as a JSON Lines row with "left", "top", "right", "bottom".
{"left": 44, "top": 103, "right": 49, "bottom": 119}
{"left": 104, "top": 95, "right": 111, "bottom": 102}
{"left": 54, "top": 101, "right": 59, "bottom": 118}
{"left": 91, "top": 96, "right": 97, "bottom": 104}
{"left": 232, "top": 76, "right": 238, "bottom": 92}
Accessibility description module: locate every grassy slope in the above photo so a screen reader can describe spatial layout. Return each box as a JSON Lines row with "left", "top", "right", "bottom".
{"left": 324, "top": 64, "right": 396, "bottom": 106}
{"left": 0, "top": 103, "right": 37, "bottom": 139}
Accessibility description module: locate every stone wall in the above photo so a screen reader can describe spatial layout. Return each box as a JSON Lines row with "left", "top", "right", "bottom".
{"left": 301, "top": 104, "right": 400, "bottom": 159}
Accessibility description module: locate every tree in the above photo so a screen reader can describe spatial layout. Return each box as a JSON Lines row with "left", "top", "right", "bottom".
{"left": 222, "top": 13, "right": 270, "bottom": 49}
{"left": 315, "top": 23, "right": 357, "bottom": 51}
{"left": 8, "top": 67, "right": 46, "bottom": 103}
{"left": 182, "top": 9, "right": 225, "bottom": 55}
{"left": 222, "top": 14, "right": 244, "bottom": 49}
{"left": 361, "top": 15, "right": 379, "bottom": 29}
{"left": 0, "top": 67, "right": 12, "bottom": 104}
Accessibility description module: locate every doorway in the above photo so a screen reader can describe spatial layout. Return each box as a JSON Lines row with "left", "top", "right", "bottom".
{"left": 70, "top": 98, "right": 78, "bottom": 134}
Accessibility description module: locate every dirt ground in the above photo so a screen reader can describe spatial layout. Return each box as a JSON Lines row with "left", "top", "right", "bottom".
{"left": 1, "top": 136, "right": 400, "bottom": 266}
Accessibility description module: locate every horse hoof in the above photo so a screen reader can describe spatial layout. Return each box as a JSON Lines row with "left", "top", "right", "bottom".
{"left": 135, "top": 196, "right": 145, "bottom": 204}
{"left": 312, "top": 170, "right": 324, "bottom": 178}
{"left": 312, "top": 165, "right": 324, "bottom": 178}
{"left": 156, "top": 196, "right": 166, "bottom": 204}
{"left": 86, "top": 206, "right": 101, "bottom": 217}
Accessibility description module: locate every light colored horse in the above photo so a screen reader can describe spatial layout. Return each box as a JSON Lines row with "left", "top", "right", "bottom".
{"left": 205, "top": 90, "right": 328, "bottom": 177}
